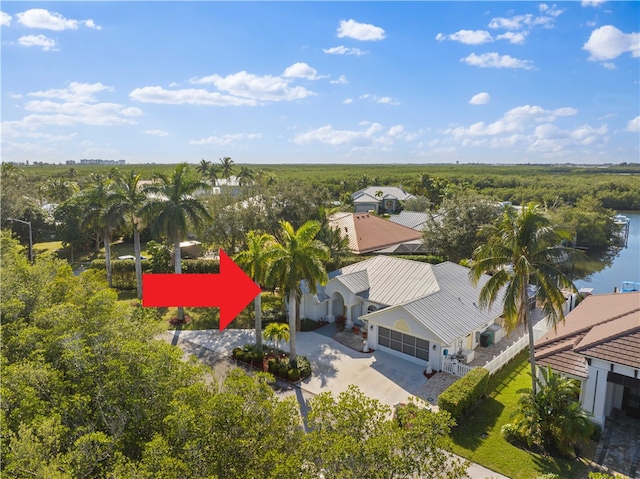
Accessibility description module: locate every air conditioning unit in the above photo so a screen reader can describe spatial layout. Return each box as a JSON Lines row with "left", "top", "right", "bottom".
{"left": 459, "top": 349, "right": 475, "bottom": 364}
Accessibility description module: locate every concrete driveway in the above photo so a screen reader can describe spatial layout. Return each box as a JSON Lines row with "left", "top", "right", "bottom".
{"left": 174, "top": 328, "right": 427, "bottom": 407}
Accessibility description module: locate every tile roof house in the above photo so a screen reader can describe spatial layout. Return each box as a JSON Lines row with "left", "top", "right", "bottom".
{"left": 300, "top": 255, "right": 504, "bottom": 371}
{"left": 328, "top": 212, "right": 422, "bottom": 255}
{"left": 534, "top": 292, "right": 640, "bottom": 425}
{"left": 352, "top": 186, "right": 415, "bottom": 214}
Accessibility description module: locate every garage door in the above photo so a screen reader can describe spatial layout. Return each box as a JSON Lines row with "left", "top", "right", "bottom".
{"left": 378, "top": 326, "right": 430, "bottom": 360}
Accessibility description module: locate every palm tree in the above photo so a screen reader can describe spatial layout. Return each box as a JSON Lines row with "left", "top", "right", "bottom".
{"left": 469, "top": 203, "right": 576, "bottom": 392}
{"left": 263, "top": 322, "right": 290, "bottom": 355}
{"left": 234, "top": 231, "right": 272, "bottom": 349}
{"left": 196, "top": 159, "right": 211, "bottom": 179}
{"left": 45, "top": 178, "right": 79, "bottom": 204}
{"left": 237, "top": 166, "right": 254, "bottom": 187}
{"left": 510, "top": 366, "right": 592, "bottom": 455}
{"left": 264, "top": 220, "right": 329, "bottom": 366}
{"left": 219, "top": 156, "right": 236, "bottom": 182}
{"left": 141, "top": 163, "right": 212, "bottom": 321}
{"left": 80, "top": 173, "right": 120, "bottom": 287}
{"left": 109, "top": 171, "right": 149, "bottom": 299}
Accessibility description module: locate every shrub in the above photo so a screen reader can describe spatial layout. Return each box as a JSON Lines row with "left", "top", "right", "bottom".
{"left": 234, "top": 350, "right": 245, "bottom": 361}
{"left": 588, "top": 473, "right": 619, "bottom": 479}
{"left": 253, "top": 350, "right": 264, "bottom": 363}
{"left": 278, "top": 364, "right": 288, "bottom": 378}
{"left": 267, "top": 358, "right": 278, "bottom": 374}
{"left": 287, "top": 368, "right": 301, "bottom": 381}
{"left": 501, "top": 423, "right": 526, "bottom": 447}
{"left": 232, "top": 347, "right": 242, "bottom": 358}
{"left": 335, "top": 315, "right": 346, "bottom": 331}
{"left": 296, "top": 356, "right": 312, "bottom": 378}
{"left": 536, "top": 474, "right": 561, "bottom": 479}
{"left": 437, "top": 367, "right": 489, "bottom": 421}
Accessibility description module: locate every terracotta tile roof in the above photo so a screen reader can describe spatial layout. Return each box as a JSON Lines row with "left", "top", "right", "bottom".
{"left": 574, "top": 312, "right": 640, "bottom": 369}
{"left": 328, "top": 212, "right": 422, "bottom": 254}
{"left": 535, "top": 292, "right": 640, "bottom": 377}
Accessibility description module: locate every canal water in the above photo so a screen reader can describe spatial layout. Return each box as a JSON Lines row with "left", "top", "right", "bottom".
{"left": 573, "top": 211, "right": 640, "bottom": 295}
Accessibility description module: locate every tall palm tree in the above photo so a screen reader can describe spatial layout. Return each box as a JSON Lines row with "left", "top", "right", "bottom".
{"left": 219, "top": 156, "right": 236, "bottom": 182}
{"left": 207, "top": 163, "right": 221, "bottom": 187}
{"left": 469, "top": 203, "right": 576, "bottom": 392}
{"left": 264, "top": 220, "right": 329, "bottom": 366}
{"left": 80, "top": 174, "right": 120, "bottom": 287}
{"left": 237, "top": 166, "right": 254, "bottom": 187}
{"left": 141, "top": 163, "right": 212, "bottom": 321}
{"left": 234, "top": 231, "right": 272, "bottom": 349}
{"left": 196, "top": 159, "right": 211, "bottom": 179}
{"left": 109, "top": 171, "right": 149, "bottom": 299}
{"left": 45, "top": 178, "right": 79, "bottom": 204}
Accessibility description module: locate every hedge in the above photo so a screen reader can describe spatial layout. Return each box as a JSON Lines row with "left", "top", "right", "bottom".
{"left": 90, "top": 258, "right": 220, "bottom": 289}
{"left": 437, "top": 367, "right": 489, "bottom": 421}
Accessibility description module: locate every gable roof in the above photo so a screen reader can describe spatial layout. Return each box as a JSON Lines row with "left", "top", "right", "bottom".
{"left": 535, "top": 292, "right": 640, "bottom": 377}
{"left": 321, "top": 256, "right": 502, "bottom": 345}
{"left": 329, "top": 255, "right": 439, "bottom": 305}
{"left": 329, "top": 212, "right": 422, "bottom": 254}
{"left": 389, "top": 211, "right": 430, "bottom": 230}
{"left": 352, "top": 186, "right": 415, "bottom": 203}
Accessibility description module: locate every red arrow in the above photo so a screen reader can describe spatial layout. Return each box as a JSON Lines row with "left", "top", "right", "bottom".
{"left": 142, "top": 250, "right": 261, "bottom": 331}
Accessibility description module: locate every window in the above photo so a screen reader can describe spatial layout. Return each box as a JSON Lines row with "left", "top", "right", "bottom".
{"left": 378, "top": 326, "right": 429, "bottom": 361}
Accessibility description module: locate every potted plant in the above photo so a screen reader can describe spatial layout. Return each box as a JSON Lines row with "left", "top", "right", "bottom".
{"left": 335, "top": 315, "right": 346, "bottom": 332}
{"left": 354, "top": 325, "right": 360, "bottom": 335}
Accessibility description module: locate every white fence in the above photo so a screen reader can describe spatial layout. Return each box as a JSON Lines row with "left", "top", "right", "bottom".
{"left": 442, "top": 316, "right": 554, "bottom": 378}
{"left": 442, "top": 358, "right": 474, "bottom": 377}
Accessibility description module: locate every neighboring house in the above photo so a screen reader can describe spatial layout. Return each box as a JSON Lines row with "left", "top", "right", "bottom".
{"left": 535, "top": 292, "right": 640, "bottom": 426}
{"left": 388, "top": 211, "right": 430, "bottom": 231}
{"left": 300, "top": 255, "right": 504, "bottom": 371}
{"left": 329, "top": 212, "right": 422, "bottom": 255}
{"left": 352, "top": 186, "right": 415, "bottom": 214}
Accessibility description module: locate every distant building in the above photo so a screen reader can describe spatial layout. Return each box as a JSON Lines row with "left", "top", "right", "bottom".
{"left": 352, "top": 186, "right": 415, "bottom": 214}
{"left": 79, "top": 159, "right": 126, "bottom": 165}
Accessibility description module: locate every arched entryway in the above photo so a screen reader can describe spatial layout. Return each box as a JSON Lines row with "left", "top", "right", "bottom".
{"left": 331, "top": 291, "right": 346, "bottom": 317}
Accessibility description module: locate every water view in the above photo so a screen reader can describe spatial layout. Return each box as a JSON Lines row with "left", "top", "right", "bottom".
{"left": 573, "top": 211, "right": 640, "bottom": 295}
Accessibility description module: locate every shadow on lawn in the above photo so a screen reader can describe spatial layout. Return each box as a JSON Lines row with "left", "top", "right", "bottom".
{"left": 451, "top": 396, "right": 506, "bottom": 451}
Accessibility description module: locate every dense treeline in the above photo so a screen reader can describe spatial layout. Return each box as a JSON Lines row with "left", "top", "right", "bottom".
{"left": 0, "top": 233, "right": 468, "bottom": 478}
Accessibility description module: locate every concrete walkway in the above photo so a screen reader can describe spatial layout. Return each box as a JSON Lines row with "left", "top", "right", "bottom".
{"left": 164, "top": 327, "right": 510, "bottom": 479}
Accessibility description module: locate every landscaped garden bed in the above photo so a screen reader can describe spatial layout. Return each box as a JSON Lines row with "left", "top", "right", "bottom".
{"left": 231, "top": 344, "right": 312, "bottom": 382}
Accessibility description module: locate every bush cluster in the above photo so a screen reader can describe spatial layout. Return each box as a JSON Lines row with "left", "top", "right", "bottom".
{"left": 233, "top": 346, "right": 312, "bottom": 382}
{"left": 89, "top": 258, "right": 220, "bottom": 289}
{"left": 437, "top": 367, "right": 489, "bottom": 421}
{"left": 232, "top": 344, "right": 264, "bottom": 365}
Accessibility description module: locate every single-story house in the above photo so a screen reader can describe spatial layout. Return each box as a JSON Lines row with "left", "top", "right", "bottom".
{"left": 300, "top": 255, "right": 504, "bottom": 371}
{"left": 352, "top": 186, "right": 415, "bottom": 214}
{"left": 535, "top": 292, "right": 640, "bottom": 426}
{"left": 328, "top": 212, "right": 423, "bottom": 255}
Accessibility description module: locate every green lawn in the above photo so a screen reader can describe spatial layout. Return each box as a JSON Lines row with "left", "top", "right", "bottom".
{"left": 449, "top": 351, "right": 595, "bottom": 479}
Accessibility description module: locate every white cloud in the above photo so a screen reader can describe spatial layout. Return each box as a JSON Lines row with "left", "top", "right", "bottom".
{"left": 282, "top": 62, "right": 324, "bottom": 80}
{"left": 143, "top": 129, "right": 169, "bottom": 137}
{"left": 190, "top": 71, "right": 315, "bottom": 102}
{"left": 602, "top": 62, "right": 617, "bottom": 70}
{"left": 8, "top": 93, "right": 23, "bottom": 99}
{"left": 29, "top": 82, "right": 114, "bottom": 102}
{"left": 337, "top": 19, "right": 386, "bottom": 41}
{"left": 1, "top": 11, "right": 11, "bottom": 26}
{"left": 488, "top": 8, "right": 561, "bottom": 31}
{"left": 293, "top": 122, "right": 419, "bottom": 148}
{"left": 436, "top": 30, "right": 493, "bottom": 45}
{"left": 18, "top": 34, "right": 57, "bottom": 51}
{"left": 461, "top": 52, "right": 534, "bottom": 70}
{"left": 446, "top": 104, "right": 577, "bottom": 139}
{"left": 359, "top": 94, "right": 399, "bottom": 105}
{"left": 626, "top": 116, "right": 640, "bottom": 133}
{"left": 342, "top": 98, "right": 353, "bottom": 104}
{"left": 583, "top": 25, "right": 640, "bottom": 61}
{"left": 168, "top": 82, "right": 180, "bottom": 87}
{"left": 330, "top": 75, "right": 348, "bottom": 85}
{"left": 582, "top": 0, "right": 606, "bottom": 6}
{"left": 323, "top": 45, "right": 366, "bottom": 56}
{"left": 16, "top": 8, "right": 101, "bottom": 31}
{"left": 496, "top": 31, "right": 528, "bottom": 44}
{"left": 189, "top": 132, "right": 262, "bottom": 146}
{"left": 539, "top": 4, "right": 563, "bottom": 17}
{"left": 469, "top": 92, "right": 491, "bottom": 105}
{"left": 130, "top": 86, "right": 257, "bottom": 106}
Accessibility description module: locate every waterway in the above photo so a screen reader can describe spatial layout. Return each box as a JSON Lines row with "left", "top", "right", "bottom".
{"left": 573, "top": 211, "right": 640, "bottom": 295}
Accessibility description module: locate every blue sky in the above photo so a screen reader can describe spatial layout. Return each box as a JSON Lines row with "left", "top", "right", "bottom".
{"left": 1, "top": 1, "right": 639, "bottom": 165}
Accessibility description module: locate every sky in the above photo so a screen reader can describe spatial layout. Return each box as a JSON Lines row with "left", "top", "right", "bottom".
{"left": 1, "top": 1, "right": 639, "bottom": 165}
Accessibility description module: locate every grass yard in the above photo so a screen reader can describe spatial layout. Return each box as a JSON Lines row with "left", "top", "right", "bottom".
{"left": 449, "top": 351, "right": 596, "bottom": 479}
